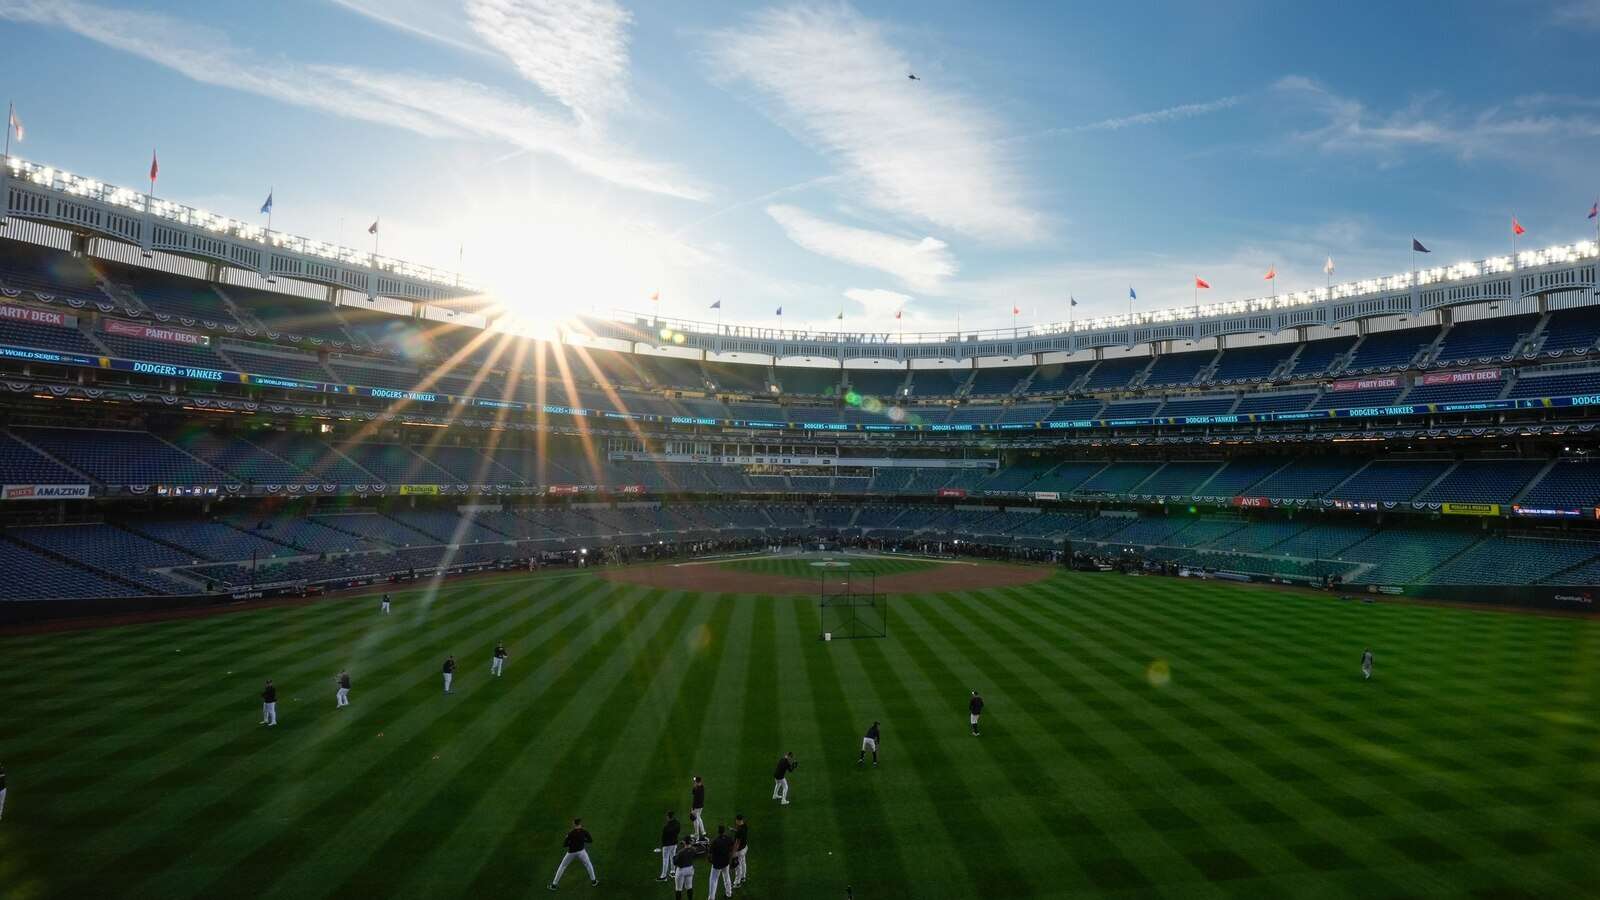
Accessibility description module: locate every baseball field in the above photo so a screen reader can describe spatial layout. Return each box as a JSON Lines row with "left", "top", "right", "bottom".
{"left": 1, "top": 559, "right": 1596, "bottom": 898}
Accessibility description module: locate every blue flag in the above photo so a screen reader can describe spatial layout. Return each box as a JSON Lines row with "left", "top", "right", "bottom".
{"left": 775, "top": 306, "right": 783, "bottom": 316}
{"left": 709, "top": 300, "right": 721, "bottom": 310}
{"left": 1070, "top": 296, "right": 1078, "bottom": 307}
{"left": 1128, "top": 286, "right": 1137, "bottom": 300}
{"left": 1412, "top": 238, "right": 1430, "bottom": 253}
{"left": 260, "top": 192, "right": 273, "bottom": 215}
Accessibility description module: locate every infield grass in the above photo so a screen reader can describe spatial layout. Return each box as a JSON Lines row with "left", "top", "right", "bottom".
{"left": 1, "top": 570, "right": 1597, "bottom": 899}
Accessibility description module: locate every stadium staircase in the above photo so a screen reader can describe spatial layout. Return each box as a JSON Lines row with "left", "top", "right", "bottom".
{"left": 2, "top": 428, "right": 97, "bottom": 485}
{"left": 1510, "top": 458, "right": 1562, "bottom": 504}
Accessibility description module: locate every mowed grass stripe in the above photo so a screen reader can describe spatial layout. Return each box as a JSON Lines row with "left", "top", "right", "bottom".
{"left": 850, "top": 607, "right": 1038, "bottom": 896}
{"left": 1009, "top": 577, "right": 1579, "bottom": 897}
{"left": 30, "top": 577, "right": 535, "bottom": 877}
{"left": 456, "top": 587, "right": 705, "bottom": 897}
{"left": 615, "top": 593, "right": 753, "bottom": 879}
{"left": 102, "top": 578, "right": 586, "bottom": 899}
{"left": 790, "top": 603, "right": 918, "bottom": 898}
{"left": 301, "top": 581, "right": 661, "bottom": 899}
{"left": 251, "top": 579, "right": 630, "bottom": 900}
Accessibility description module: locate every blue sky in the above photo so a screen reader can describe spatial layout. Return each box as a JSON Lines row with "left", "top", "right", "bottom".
{"left": 3, "top": 0, "right": 1599, "bottom": 333}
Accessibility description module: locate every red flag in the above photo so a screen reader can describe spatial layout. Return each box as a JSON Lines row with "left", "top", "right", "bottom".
{"left": 1195, "top": 276, "right": 1211, "bottom": 289}
{"left": 149, "top": 150, "right": 159, "bottom": 183}
{"left": 1011, "top": 304, "right": 1020, "bottom": 316}
{"left": 1263, "top": 266, "right": 1275, "bottom": 281}
{"left": 650, "top": 290, "right": 659, "bottom": 302}
{"left": 1511, "top": 216, "right": 1525, "bottom": 236}
{"left": 895, "top": 308, "right": 902, "bottom": 320}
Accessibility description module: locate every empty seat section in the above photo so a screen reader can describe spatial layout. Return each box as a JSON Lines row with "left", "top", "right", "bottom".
{"left": 16, "top": 428, "right": 224, "bottom": 485}
{"left": 967, "top": 366, "right": 1029, "bottom": 396}
{"left": 1431, "top": 315, "right": 1536, "bottom": 365}
{"left": 1287, "top": 335, "right": 1357, "bottom": 378}
{"left": 1344, "top": 326, "right": 1437, "bottom": 372}
{"left": 1416, "top": 460, "right": 1544, "bottom": 504}
{"left": 1210, "top": 343, "right": 1295, "bottom": 383}
{"left": 1141, "top": 350, "right": 1212, "bottom": 388}
{"left": 1081, "top": 357, "right": 1149, "bottom": 391}
{"left": 1329, "top": 460, "right": 1451, "bottom": 501}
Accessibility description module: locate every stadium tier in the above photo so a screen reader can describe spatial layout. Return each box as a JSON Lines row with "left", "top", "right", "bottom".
{"left": 2, "top": 225, "right": 1600, "bottom": 606}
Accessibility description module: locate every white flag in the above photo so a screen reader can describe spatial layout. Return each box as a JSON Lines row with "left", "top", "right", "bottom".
{"left": 1323, "top": 255, "right": 1335, "bottom": 276}
{"left": 8, "top": 106, "right": 21, "bottom": 143}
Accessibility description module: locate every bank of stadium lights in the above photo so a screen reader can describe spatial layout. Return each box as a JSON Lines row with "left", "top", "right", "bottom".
{"left": 3, "top": 156, "right": 475, "bottom": 291}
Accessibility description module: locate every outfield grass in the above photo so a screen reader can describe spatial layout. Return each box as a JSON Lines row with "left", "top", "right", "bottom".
{"left": 1, "top": 571, "right": 1597, "bottom": 899}
{"left": 719, "top": 555, "right": 939, "bottom": 580}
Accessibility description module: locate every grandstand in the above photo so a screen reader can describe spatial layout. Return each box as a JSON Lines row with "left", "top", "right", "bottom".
{"left": 0, "top": 159, "right": 1596, "bottom": 611}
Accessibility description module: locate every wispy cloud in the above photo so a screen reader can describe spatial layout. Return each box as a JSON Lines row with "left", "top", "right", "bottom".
{"left": 1041, "top": 95, "right": 1244, "bottom": 136}
{"left": 1551, "top": 0, "right": 1600, "bottom": 28}
{"left": 1273, "top": 75, "right": 1600, "bottom": 162}
{"left": 328, "top": 0, "right": 494, "bottom": 56}
{"left": 710, "top": 4, "right": 1041, "bottom": 242}
{"left": 768, "top": 205, "right": 957, "bottom": 293}
{"left": 0, "top": 0, "right": 702, "bottom": 199}
{"left": 463, "top": 0, "right": 633, "bottom": 126}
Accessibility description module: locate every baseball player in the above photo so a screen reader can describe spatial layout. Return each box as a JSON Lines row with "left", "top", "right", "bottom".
{"left": 548, "top": 817, "right": 598, "bottom": 890}
{"left": 443, "top": 655, "right": 456, "bottom": 693}
{"left": 707, "top": 824, "right": 735, "bottom": 899}
{"left": 335, "top": 670, "right": 351, "bottom": 709}
{"left": 260, "top": 679, "right": 278, "bottom": 726}
{"left": 1361, "top": 648, "right": 1375, "bottom": 681}
{"left": 858, "top": 721, "right": 881, "bottom": 767}
{"left": 491, "top": 642, "right": 508, "bottom": 677}
{"left": 657, "top": 810, "right": 681, "bottom": 882}
{"left": 771, "top": 752, "right": 796, "bottom": 805}
{"left": 672, "top": 838, "right": 696, "bottom": 899}
{"left": 731, "top": 814, "right": 749, "bottom": 888}
{"left": 380, "top": 593, "right": 391, "bottom": 614}
{"left": 969, "top": 690, "right": 985, "bottom": 736}
{"left": 690, "top": 776, "right": 707, "bottom": 839}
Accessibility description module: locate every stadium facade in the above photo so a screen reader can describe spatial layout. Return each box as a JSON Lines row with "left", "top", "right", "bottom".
{"left": 2, "top": 155, "right": 1599, "bottom": 617}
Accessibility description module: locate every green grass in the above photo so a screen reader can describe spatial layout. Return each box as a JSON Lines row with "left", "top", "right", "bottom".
{"left": 720, "top": 555, "right": 939, "bottom": 580}
{"left": 2, "top": 571, "right": 1598, "bottom": 899}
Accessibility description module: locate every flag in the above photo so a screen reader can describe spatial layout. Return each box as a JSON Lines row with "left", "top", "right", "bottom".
{"left": 1324, "top": 255, "right": 1336, "bottom": 275}
{"left": 1263, "top": 266, "right": 1275, "bottom": 281}
{"left": 260, "top": 192, "right": 273, "bottom": 216}
{"left": 368, "top": 220, "right": 379, "bottom": 235}
{"left": 1412, "top": 238, "right": 1430, "bottom": 253}
{"left": 7, "top": 105, "right": 21, "bottom": 143}
{"left": 775, "top": 306, "right": 783, "bottom": 316}
{"left": 1589, "top": 200, "right": 1598, "bottom": 220}
{"left": 149, "top": 151, "right": 159, "bottom": 183}
{"left": 709, "top": 300, "right": 721, "bottom": 310}
{"left": 895, "top": 308, "right": 903, "bottom": 320}
{"left": 1511, "top": 216, "right": 1525, "bottom": 236}
{"left": 1012, "top": 304, "right": 1020, "bottom": 315}
{"left": 1070, "top": 297, "right": 1078, "bottom": 307}
{"left": 1195, "top": 276, "right": 1211, "bottom": 289}
{"left": 650, "top": 290, "right": 659, "bottom": 302}
{"left": 836, "top": 310, "right": 844, "bottom": 320}
{"left": 1128, "top": 286, "right": 1137, "bottom": 300}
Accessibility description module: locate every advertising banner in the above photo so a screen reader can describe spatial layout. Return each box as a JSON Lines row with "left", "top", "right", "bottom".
{"left": 1330, "top": 376, "right": 1400, "bottom": 392}
{"left": 2, "top": 484, "right": 91, "bottom": 500}
{"left": 546, "top": 485, "right": 581, "bottom": 496}
{"left": 1230, "top": 496, "right": 1271, "bottom": 508}
{"left": 0, "top": 302, "right": 73, "bottom": 328}
{"left": 1032, "top": 491, "right": 1061, "bottom": 501}
{"left": 936, "top": 487, "right": 968, "bottom": 498}
{"left": 1421, "top": 369, "right": 1501, "bottom": 386}
{"left": 1441, "top": 502, "right": 1500, "bottom": 516}
{"left": 398, "top": 484, "right": 441, "bottom": 496}
{"left": 103, "top": 318, "right": 211, "bottom": 347}
{"left": 1510, "top": 504, "right": 1584, "bottom": 518}
{"left": 615, "top": 484, "right": 648, "bottom": 495}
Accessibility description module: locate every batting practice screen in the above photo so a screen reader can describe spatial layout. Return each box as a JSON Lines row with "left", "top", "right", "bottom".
{"left": 818, "top": 569, "right": 888, "bottom": 640}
